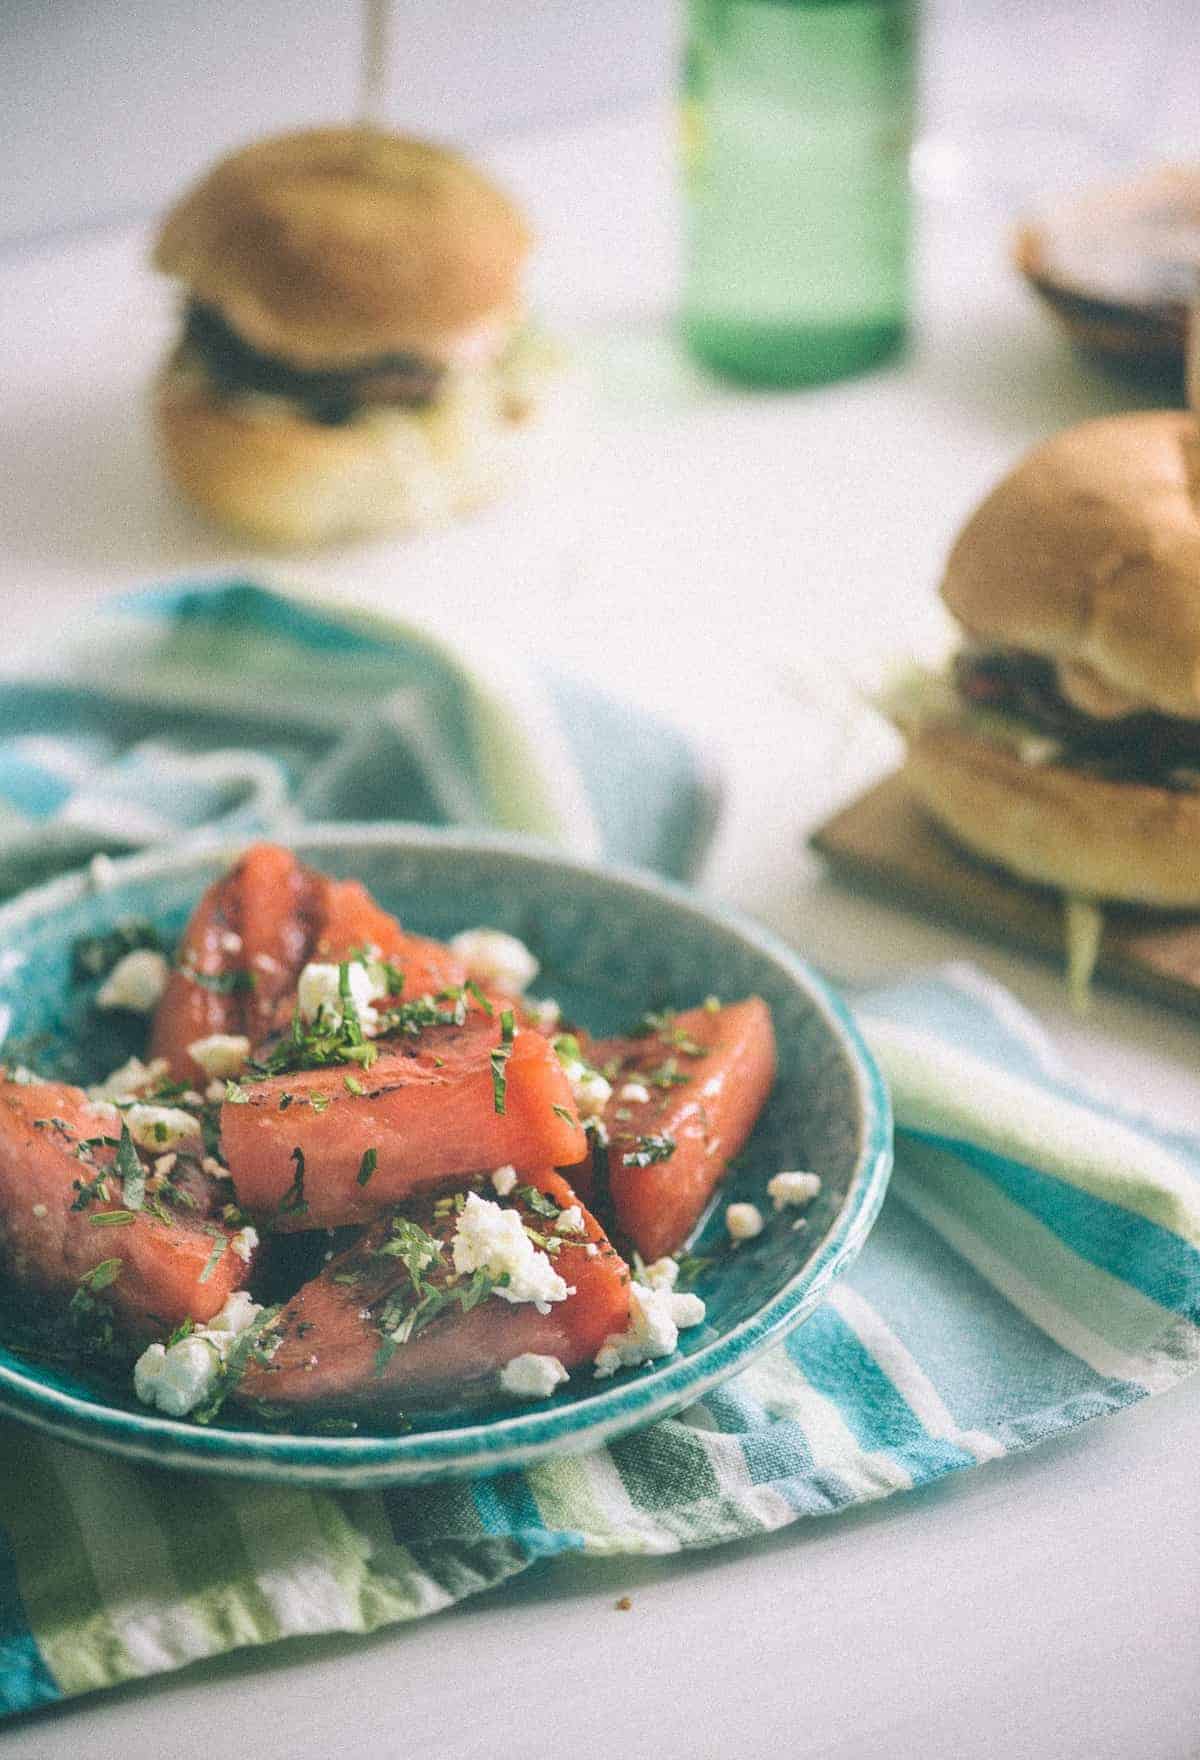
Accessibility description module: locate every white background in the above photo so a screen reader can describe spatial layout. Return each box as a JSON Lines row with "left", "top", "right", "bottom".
{"left": 2, "top": 5, "right": 1200, "bottom": 1757}
{"left": 5, "top": 1, "right": 1200, "bottom": 247}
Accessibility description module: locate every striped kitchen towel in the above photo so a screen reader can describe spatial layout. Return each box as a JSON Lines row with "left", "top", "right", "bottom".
{"left": 2, "top": 960, "right": 1197, "bottom": 1718}
{"left": 0, "top": 577, "right": 718, "bottom": 901}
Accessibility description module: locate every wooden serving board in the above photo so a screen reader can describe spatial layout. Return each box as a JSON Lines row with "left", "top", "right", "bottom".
{"left": 811, "top": 773, "right": 1200, "bottom": 1019}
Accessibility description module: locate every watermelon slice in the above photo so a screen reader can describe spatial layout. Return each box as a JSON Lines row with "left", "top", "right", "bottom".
{"left": 149, "top": 843, "right": 468, "bottom": 1083}
{"left": 221, "top": 1015, "right": 587, "bottom": 1231}
{"left": 584, "top": 998, "right": 776, "bottom": 1262}
{"left": 236, "top": 1172, "right": 631, "bottom": 1410}
{"left": 0, "top": 1073, "right": 254, "bottom": 1342}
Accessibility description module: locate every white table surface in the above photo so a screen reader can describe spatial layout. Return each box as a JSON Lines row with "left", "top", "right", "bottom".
{"left": 2, "top": 105, "right": 1199, "bottom": 1760}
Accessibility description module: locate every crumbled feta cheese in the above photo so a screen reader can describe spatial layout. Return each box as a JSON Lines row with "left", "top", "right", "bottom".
{"left": 563, "top": 1062, "right": 612, "bottom": 1121}
{"left": 585, "top": 1243, "right": 599, "bottom": 1257}
{"left": 491, "top": 1164, "right": 518, "bottom": 1197}
{"left": 219, "top": 931, "right": 243, "bottom": 955}
{"left": 449, "top": 927, "right": 539, "bottom": 996}
{"left": 152, "top": 1153, "right": 177, "bottom": 1179}
{"left": 297, "top": 960, "right": 387, "bottom": 1033}
{"left": 96, "top": 950, "right": 170, "bottom": 1014}
{"left": 201, "top": 1156, "right": 229, "bottom": 1180}
{"left": 31, "top": 1203, "right": 47, "bottom": 1219}
{"left": 499, "top": 1353, "right": 570, "bottom": 1399}
{"left": 527, "top": 997, "right": 561, "bottom": 1032}
{"left": 594, "top": 1282, "right": 707, "bottom": 1378}
{"left": 618, "top": 1081, "right": 650, "bottom": 1105}
{"left": 7, "top": 1065, "right": 37, "bottom": 1086}
{"left": 207, "top": 1289, "right": 260, "bottom": 1335}
{"left": 725, "top": 1202, "right": 765, "bottom": 1242}
{"left": 133, "top": 1290, "right": 262, "bottom": 1417}
{"left": 187, "top": 1034, "right": 251, "bottom": 1080}
{"left": 230, "top": 1226, "right": 259, "bottom": 1263}
{"left": 767, "top": 1171, "right": 822, "bottom": 1211}
{"left": 639, "top": 1256, "right": 679, "bottom": 1291}
{"left": 124, "top": 1104, "right": 203, "bottom": 1153}
{"left": 88, "top": 1055, "right": 171, "bottom": 1104}
{"left": 450, "top": 1191, "right": 570, "bottom": 1312}
{"left": 205, "top": 1080, "right": 227, "bottom": 1103}
{"left": 133, "top": 1338, "right": 218, "bottom": 1418}
{"left": 554, "top": 1205, "right": 585, "bottom": 1235}
{"left": 670, "top": 1292, "right": 706, "bottom": 1329}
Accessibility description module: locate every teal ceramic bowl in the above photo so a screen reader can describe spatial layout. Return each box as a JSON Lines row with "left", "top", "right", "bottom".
{"left": 0, "top": 828, "right": 892, "bottom": 1487}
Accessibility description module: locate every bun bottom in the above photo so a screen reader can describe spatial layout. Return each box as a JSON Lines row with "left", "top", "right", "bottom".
{"left": 902, "top": 725, "right": 1200, "bottom": 908}
{"left": 154, "top": 355, "right": 543, "bottom": 548}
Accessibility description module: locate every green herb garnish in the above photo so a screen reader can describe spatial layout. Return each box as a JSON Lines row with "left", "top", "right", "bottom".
{"left": 357, "top": 1148, "right": 378, "bottom": 1188}
{"left": 464, "top": 979, "right": 494, "bottom": 1018}
{"left": 622, "top": 1133, "right": 677, "bottom": 1168}
{"left": 630, "top": 1009, "right": 707, "bottom": 1057}
{"left": 490, "top": 1009, "right": 515, "bottom": 1115}
{"left": 515, "top": 1183, "right": 560, "bottom": 1219}
{"left": 79, "top": 1258, "right": 122, "bottom": 1292}
{"left": 183, "top": 966, "right": 257, "bottom": 995}
{"left": 198, "top": 1234, "right": 228, "bottom": 1285}
{"left": 552, "top": 1032, "right": 583, "bottom": 1067}
{"left": 113, "top": 1120, "right": 145, "bottom": 1211}
{"left": 70, "top": 1169, "right": 111, "bottom": 1211}
{"left": 89, "top": 1209, "right": 136, "bottom": 1228}
{"left": 374, "top": 1216, "right": 443, "bottom": 1288}
{"left": 191, "top": 1305, "right": 282, "bottom": 1425}
{"left": 277, "top": 1147, "right": 309, "bottom": 1217}
{"left": 65, "top": 1259, "right": 124, "bottom": 1359}
{"left": 672, "top": 1251, "right": 713, "bottom": 1289}
{"left": 642, "top": 1058, "right": 691, "bottom": 1090}
{"left": 72, "top": 920, "right": 165, "bottom": 982}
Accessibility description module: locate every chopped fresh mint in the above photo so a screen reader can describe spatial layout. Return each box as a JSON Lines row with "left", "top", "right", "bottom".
{"left": 79, "top": 1258, "right": 122, "bottom": 1293}
{"left": 191, "top": 1305, "right": 282, "bottom": 1426}
{"left": 277, "top": 1147, "right": 309, "bottom": 1217}
{"left": 113, "top": 1120, "right": 145, "bottom": 1211}
{"left": 515, "top": 1183, "right": 560, "bottom": 1219}
{"left": 622, "top": 1133, "right": 677, "bottom": 1168}
{"left": 72, "top": 919, "right": 166, "bottom": 983}
{"left": 552, "top": 1032, "right": 583, "bottom": 1067}
{"left": 182, "top": 966, "right": 257, "bottom": 995}
{"left": 490, "top": 1009, "right": 515, "bottom": 1115}
{"left": 198, "top": 1234, "right": 229, "bottom": 1285}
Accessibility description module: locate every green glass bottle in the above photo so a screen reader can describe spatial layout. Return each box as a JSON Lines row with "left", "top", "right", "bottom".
{"left": 680, "top": 0, "right": 917, "bottom": 386}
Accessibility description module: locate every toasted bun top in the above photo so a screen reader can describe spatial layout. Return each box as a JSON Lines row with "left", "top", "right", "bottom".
{"left": 153, "top": 127, "right": 532, "bottom": 367}
{"left": 941, "top": 411, "right": 1200, "bottom": 719}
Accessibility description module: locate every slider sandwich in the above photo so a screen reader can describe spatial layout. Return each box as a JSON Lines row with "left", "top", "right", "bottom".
{"left": 886, "top": 412, "right": 1200, "bottom": 987}
{"left": 152, "top": 127, "right": 547, "bottom": 546}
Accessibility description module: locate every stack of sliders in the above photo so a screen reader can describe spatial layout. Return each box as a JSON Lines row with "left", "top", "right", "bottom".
{"left": 884, "top": 410, "right": 1200, "bottom": 998}
{"left": 152, "top": 127, "right": 549, "bottom": 547}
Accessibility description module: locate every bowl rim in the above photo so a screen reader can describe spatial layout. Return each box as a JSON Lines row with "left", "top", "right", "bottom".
{"left": 0, "top": 825, "right": 893, "bottom": 1483}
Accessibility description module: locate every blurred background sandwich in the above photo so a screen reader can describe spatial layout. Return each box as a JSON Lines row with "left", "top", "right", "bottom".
{"left": 153, "top": 125, "right": 548, "bottom": 547}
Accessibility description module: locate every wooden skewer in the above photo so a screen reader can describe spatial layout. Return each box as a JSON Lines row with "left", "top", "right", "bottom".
{"left": 359, "top": 0, "right": 391, "bottom": 134}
